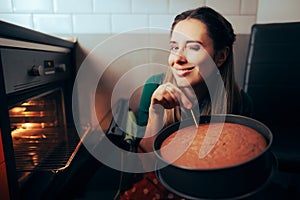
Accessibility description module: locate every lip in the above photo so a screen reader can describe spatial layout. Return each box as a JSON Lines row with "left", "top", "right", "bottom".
{"left": 174, "top": 66, "right": 195, "bottom": 77}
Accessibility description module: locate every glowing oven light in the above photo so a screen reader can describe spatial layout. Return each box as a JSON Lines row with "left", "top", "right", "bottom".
{"left": 21, "top": 102, "right": 32, "bottom": 106}
{"left": 22, "top": 123, "right": 34, "bottom": 129}
{"left": 11, "top": 123, "right": 36, "bottom": 136}
{"left": 20, "top": 123, "right": 46, "bottom": 129}
{"left": 10, "top": 107, "right": 26, "bottom": 113}
{"left": 11, "top": 122, "right": 46, "bottom": 138}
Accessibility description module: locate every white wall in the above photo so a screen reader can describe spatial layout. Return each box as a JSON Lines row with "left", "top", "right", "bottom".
{"left": 0, "top": 0, "right": 257, "bottom": 35}
{"left": 257, "top": 0, "right": 300, "bottom": 23}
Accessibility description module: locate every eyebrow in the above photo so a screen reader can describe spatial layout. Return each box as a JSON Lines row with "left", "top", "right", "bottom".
{"left": 169, "top": 40, "right": 203, "bottom": 45}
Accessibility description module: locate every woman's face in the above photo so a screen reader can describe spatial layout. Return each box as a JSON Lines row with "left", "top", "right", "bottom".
{"left": 168, "top": 18, "right": 217, "bottom": 87}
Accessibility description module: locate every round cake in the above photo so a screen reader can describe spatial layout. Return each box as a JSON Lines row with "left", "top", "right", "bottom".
{"left": 160, "top": 122, "right": 267, "bottom": 169}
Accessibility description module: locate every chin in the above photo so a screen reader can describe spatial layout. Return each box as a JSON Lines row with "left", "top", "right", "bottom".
{"left": 174, "top": 77, "right": 192, "bottom": 88}
{"left": 175, "top": 76, "right": 201, "bottom": 88}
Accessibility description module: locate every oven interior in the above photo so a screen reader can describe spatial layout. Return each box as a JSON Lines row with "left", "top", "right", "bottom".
{"left": 9, "top": 88, "right": 80, "bottom": 185}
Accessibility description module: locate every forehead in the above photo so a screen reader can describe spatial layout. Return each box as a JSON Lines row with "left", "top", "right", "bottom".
{"left": 171, "top": 19, "right": 211, "bottom": 43}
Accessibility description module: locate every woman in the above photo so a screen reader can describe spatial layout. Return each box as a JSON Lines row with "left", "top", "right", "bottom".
{"left": 120, "top": 6, "right": 252, "bottom": 199}
{"left": 138, "top": 6, "right": 252, "bottom": 152}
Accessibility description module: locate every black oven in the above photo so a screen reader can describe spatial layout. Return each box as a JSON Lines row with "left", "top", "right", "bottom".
{"left": 0, "top": 21, "right": 82, "bottom": 200}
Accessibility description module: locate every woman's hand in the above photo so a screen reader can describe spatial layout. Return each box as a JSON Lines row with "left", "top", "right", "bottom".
{"left": 140, "top": 83, "right": 193, "bottom": 152}
{"left": 150, "top": 82, "right": 192, "bottom": 110}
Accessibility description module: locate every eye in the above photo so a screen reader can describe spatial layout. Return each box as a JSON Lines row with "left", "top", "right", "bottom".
{"left": 169, "top": 43, "right": 179, "bottom": 52}
{"left": 170, "top": 45, "right": 179, "bottom": 52}
{"left": 186, "top": 43, "right": 201, "bottom": 51}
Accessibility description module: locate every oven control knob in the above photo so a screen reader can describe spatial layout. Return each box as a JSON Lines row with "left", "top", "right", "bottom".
{"left": 28, "top": 65, "right": 44, "bottom": 76}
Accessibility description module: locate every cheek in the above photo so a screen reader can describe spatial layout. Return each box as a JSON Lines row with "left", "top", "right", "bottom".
{"left": 188, "top": 48, "right": 215, "bottom": 66}
{"left": 186, "top": 54, "right": 205, "bottom": 66}
{"left": 191, "top": 53, "right": 217, "bottom": 78}
{"left": 168, "top": 54, "right": 174, "bottom": 67}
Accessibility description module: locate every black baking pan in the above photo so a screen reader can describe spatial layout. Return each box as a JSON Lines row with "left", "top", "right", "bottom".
{"left": 154, "top": 114, "right": 276, "bottom": 199}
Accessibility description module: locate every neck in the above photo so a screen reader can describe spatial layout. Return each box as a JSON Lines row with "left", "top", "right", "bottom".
{"left": 180, "top": 81, "right": 208, "bottom": 107}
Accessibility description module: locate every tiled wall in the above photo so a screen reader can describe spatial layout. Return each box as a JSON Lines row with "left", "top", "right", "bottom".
{"left": 0, "top": 0, "right": 258, "bottom": 36}
{"left": 257, "top": 0, "right": 300, "bottom": 23}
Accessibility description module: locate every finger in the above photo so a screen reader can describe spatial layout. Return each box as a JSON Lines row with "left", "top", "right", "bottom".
{"left": 153, "top": 92, "right": 178, "bottom": 109}
{"left": 152, "top": 83, "right": 192, "bottom": 109}
{"left": 151, "top": 85, "right": 177, "bottom": 109}
{"left": 164, "top": 86, "right": 180, "bottom": 106}
{"left": 151, "top": 84, "right": 173, "bottom": 104}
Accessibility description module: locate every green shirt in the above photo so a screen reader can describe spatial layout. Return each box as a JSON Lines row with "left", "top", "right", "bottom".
{"left": 137, "top": 73, "right": 165, "bottom": 127}
{"left": 137, "top": 73, "right": 253, "bottom": 129}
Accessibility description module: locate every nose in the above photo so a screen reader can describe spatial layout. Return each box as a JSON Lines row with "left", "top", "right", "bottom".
{"left": 173, "top": 48, "right": 187, "bottom": 64}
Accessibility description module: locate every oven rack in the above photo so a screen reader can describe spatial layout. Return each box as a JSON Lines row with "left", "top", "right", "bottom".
{"left": 13, "top": 126, "right": 90, "bottom": 182}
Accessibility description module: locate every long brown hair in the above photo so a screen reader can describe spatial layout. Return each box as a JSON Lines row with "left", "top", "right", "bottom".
{"left": 164, "top": 6, "right": 242, "bottom": 126}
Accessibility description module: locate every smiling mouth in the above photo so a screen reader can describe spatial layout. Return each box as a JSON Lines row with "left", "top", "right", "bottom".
{"left": 175, "top": 66, "right": 195, "bottom": 76}
{"left": 177, "top": 66, "right": 195, "bottom": 71}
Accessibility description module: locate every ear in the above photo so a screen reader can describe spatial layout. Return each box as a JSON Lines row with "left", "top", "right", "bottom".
{"left": 215, "top": 47, "right": 229, "bottom": 67}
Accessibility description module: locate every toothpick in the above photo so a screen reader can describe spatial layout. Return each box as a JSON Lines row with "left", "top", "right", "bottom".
{"left": 190, "top": 109, "right": 198, "bottom": 128}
